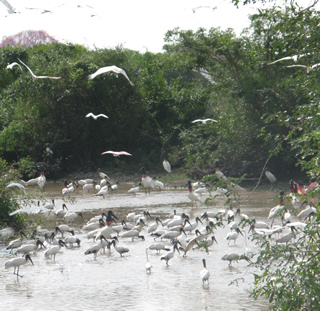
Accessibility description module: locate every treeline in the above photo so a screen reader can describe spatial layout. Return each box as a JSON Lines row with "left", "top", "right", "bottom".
{"left": 1, "top": 5, "right": 320, "bottom": 182}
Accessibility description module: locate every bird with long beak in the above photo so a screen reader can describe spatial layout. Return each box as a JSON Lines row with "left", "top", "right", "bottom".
{"left": 5, "top": 253, "right": 34, "bottom": 278}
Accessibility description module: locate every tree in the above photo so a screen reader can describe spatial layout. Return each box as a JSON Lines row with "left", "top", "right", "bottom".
{"left": 0, "top": 30, "right": 59, "bottom": 48}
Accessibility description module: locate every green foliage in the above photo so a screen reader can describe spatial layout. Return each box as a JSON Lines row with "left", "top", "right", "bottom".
{"left": 251, "top": 211, "right": 320, "bottom": 310}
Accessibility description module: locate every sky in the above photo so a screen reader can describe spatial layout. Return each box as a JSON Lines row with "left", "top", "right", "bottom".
{"left": 0, "top": 0, "right": 317, "bottom": 53}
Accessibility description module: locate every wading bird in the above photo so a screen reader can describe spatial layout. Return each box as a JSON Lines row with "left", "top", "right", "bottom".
{"left": 145, "top": 248, "right": 152, "bottom": 273}
{"left": 163, "top": 158, "right": 171, "bottom": 173}
{"left": 160, "top": 242, "right": 180, "bottom": 266}
{"left": 5, "top": 254, "right": 34, "bottom": 278}
{"left": 221, "top": 253, "right": 251, "bottom": 267}
{"left": 85, "top": 112, "right": 109, "bottom": 120}
{"left": 265, "top": 168, "right": 277, "bottom": 185}
{"left": 18, "top": 58, "right": 61, "bottom": 80}
{"left": 6, "top": 182, "right": 27, "bottom": 195}
{"left": 88, "top": 65, "right": 134, "bottom": 86}
{"left": 44, "top": 239, "right": 66, "bottom": 262}
{"left": 200, "top": 258, "right": 210, "bottom": 286}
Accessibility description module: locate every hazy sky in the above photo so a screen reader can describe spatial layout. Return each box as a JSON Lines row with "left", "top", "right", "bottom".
{"left": 0, "top": 0, "right": 316, "bottom": 53}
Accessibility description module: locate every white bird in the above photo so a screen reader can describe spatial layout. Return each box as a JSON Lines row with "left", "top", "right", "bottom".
{"left": 95, "top": 185, "right": 110, "bottom": 198}
{"left": 268, "top": 53, "right": 310, "bottom": 65}
{"left": 84, "top": 235, "right": 107, "bottom": 260}
{"left": 286, "top": 63, "right": 320, "bottom": 73}
{"left": 97, "top": 168, "right": 110, "bottom": 180}
{"left": 6, "top": 231, "right": 28, "bottom": 252}
{"left": 37, "top": 172, "right": 46, "bottom": 190}
{"left": 191, "top": 118, "right": 217, "bottom": 124}
{"left": 62, "top": 235, "right": 80, "bottom": 247}
{"left": 128, "top": 184, "right": 142, "bottom": 196}
{"left": 0, "top": 0, "right": 15, "bottom": 14}
{"left": 55, "top": 203, "right": 68, "bottom": 217}
{"left": 18, "top": 58, "right": 61, "bottom": 80}
{"left": 226, "top": 228, "right": 243, "bottom": 245}
{"left": 6, "top": 182, "right": 27, "bottom": 195}
{"left": 5, "top": 254, "right": 34, "bottom": 278}
{"left": 6, "top": 62, "right": 22, "bottom": 71}
{"left": 221, "top": 253, "right": 251, "bottom": 267}
{"left": 16, "top": 239, "right": 44, "bottom": 255}
{"left": 276, "top": 226, "right": 297, "bottom": 244}
{"left": 44, "top": 240, "right": 66, "bottom": 262}
{"left": 85, "top": 112, "right": 109, "bottom": 119}
{"left": 163, "top": 158, "right": 171, "bottom": 173}
{"left": 160, "top": 242, "right": 180, "bottom": 266}
{"left": 145, "top": 248, "right": 152, "bottom": 273}
{"left": 88, "top": 65, "right": 134, "bottom": 86}
{"left": 265, "top": 168, "right": 277, "bottom": 185}
{"left": 297, "top": 202, "right": 316, "bottom": 220}
{"left": 200, "top": 258, "right": 210, "bottom": 286}
{"left": 187, "top": 180, "right": 202, "bottom": 206}
{"left": 149, "top": 242, "right": 170, "bottom": 253}
{"left": 101, "top": 150, "right": 132, "bottom": 157}
{"left": 148, "top": 217, "right": 163, "bottom": 234}
{"left": 111, "top": 239, "right": 130, "bottom": 257}
{"left": 154, "top": 180, "right": 165, "bottom": 190}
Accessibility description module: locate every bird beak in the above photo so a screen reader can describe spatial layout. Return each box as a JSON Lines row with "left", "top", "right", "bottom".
{"left": 27, "top": 255, "right": 34, "bottom": 265}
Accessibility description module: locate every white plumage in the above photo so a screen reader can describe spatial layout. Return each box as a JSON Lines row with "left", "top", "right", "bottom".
{"left": 85, "top": 112, "right": 109, "bottom": 119}
{"left": 18, "top": 58, "right": 61, "bottom": 80}
{"left": 192, "top": 118, "right": 217, "bottom": 124}
{"left": 5, "top": 254, "right": 34, "bottom": 278}
{"left": 200, "top": 258, "right": 210, "bottom": 286}
{"left": 88, "top": 65, "right": 134, "bottom": 86}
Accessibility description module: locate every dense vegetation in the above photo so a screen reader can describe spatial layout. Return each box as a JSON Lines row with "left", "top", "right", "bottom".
{"left": 1, "top": 2, "right": 320, "bottom": 309}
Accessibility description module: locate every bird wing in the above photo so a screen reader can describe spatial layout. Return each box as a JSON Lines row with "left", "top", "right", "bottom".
{"left": 112, "top": 66, "right": 134, "bottom": 86}
{"left": 101, "top": 150, "right": 115, "bottom": 155}
{"left": 204, "top": 118, "right": 217, "bottom": 122}
{"left": 88, "top": 66, "right": 114, "bottom": 79}
{"left": 118, "top": 151, "right": 132, "bottom": 156}
{"left": 86, "top": 113, "right": 95, "bottom": 118}
{"left": 6, "top": 183, "right": 27, "bottom": 194}
{"left": 96, "top": 114, "right": 109, "bottom": 119}
{"left": 191, "top": 119, "right": 202, "bottom": 123}
{"left": 286, "top": 65, "right": 307, "bottom": 69}
{"left": 18, "top": 58, "right": 61, "bottom": 79}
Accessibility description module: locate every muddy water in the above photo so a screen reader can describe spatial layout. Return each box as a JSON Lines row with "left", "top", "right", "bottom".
{"left": 0, "top": 183, "right": 279, "bottom": 311}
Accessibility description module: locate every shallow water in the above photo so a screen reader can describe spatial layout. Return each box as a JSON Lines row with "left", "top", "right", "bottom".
{"left": 0, "top": 183, "right": 279, "bottom": 311}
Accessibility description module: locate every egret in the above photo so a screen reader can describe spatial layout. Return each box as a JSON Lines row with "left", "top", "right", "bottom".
{"left": 18, "top": 58, "right": 61, "bottom": 80}
{"left": 200, "top": 259, "right": 210, "bottom": 286}
{"left": 154, "top": 180, "right": 165, "bottom": 190}
{"left": 101, "top": 150, "right": 132, "bottom": 157}
{"left": 44, "top": 239, "right": 66, "bottom": 262}
{"left": 5, "top": 254, "right": 34, "bottom": 278}
{"left": 145, "top": 248, "right": 152, "bottom": 273}
{"left": 88, "top": 65, "right": 134, "bottom": 86}
{"left": 191, "top": 118, "right": 217, "bottom": 124}
{"left": 139, "top": 167, "right": 155, "bottom": 194}
{"left": 85, "top": 112, "right": 109, "bottom": 119}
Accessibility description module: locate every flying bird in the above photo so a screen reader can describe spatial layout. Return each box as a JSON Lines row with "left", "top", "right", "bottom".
{"left": 18, "top": 58, "right": 61, "bottom": 80}
{"left": 101, "top": 151, "right": 132, "bottom": 157}
{"left": 6, "top": 182, "right": 27, "bottom": 195}
{"left": 192, "top": 118, "right": 217, "bottom": 124}
{"left": 6, "top": 62, "right": 22, "bottom": 71}
{"left": 0, "top": 0, "right": 15, "bottom": 14}
{"left": 85, "top": 113, "right": 109, "bottom": 120}
{"left": 267, "top": 53, "right": 310, "bottom": 65}
{"left": 286, "top": 63, "right": 320, "bottom": 73}
{"left": 88, "top": 65, "right": 134, "bottom": 86}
